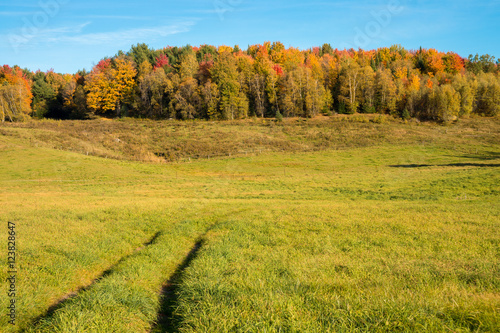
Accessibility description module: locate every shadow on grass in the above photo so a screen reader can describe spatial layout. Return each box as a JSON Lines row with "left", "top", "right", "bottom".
{"left": 150, "top": 239, "right": 204, "bottom": 333}
{"left": 389, "top": 163, "right": 500, "bottom": 168}
{"left": 24, "top": 231, "right": 163, "bottom": 331}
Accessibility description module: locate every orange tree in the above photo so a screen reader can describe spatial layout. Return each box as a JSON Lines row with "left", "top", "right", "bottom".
{"left": 0, "top": 65, "right": 33, "bottom": 122}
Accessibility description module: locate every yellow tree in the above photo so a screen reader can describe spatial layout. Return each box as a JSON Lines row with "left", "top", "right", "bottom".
{"left": 404, "top": 74, "right": 421, "bottom": 117}
{"left": 305, "top": 53, "right": 323, "bottom": 83}
{"left": 428, "top": 84, "right": 460, "bottom": 122}
{"left": 113, "top": 57, "right": 137, "bottom": 115}
{"left": 179, "top": 52, "right": 199, "bottom": 80}
{"left": 218, "top": 45, "right": 233, "bottom": 54}
{"left": 475, "top": 73, "right": 500, "bottom": 116}
{"left": 86, "top": 57, "right": 137, "bottom": 116}
{"left": 282, "top": 47, "right": 305, "bottom": 72}
{"left": 359, "top": 65, "right": 376, "bottom": 113}
{"left": 45, "top": 70, "right": 66, "bottom": 95}
{"left": 304, "top": 67, "right": 330, "bottom": 117}
{"left": 269, "top": 41, "right": 286, "bottom": 64}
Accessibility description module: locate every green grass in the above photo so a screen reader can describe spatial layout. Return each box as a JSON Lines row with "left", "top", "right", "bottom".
{"left": 0, "top": 117, "right": 499, "bottom": 332}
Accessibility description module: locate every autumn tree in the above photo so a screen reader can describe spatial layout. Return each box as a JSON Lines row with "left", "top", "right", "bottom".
{"left": 443, "top": 52, "right": 465, "bottom": 74}
{"left": 306, "top": 53, "right": 324, "bottom": 84}
{"left": 235, "top": 54, "right": 252, "bottom": 99}
{"left": 0, "top": 65, "right": 33, "bottom": 122}
{"left": 304, "top": 68, "right": 330, "bottom": 117}
{"left": 265, "top": 68, "right": 280, "bottom": 117}
{"left": 86, "top": 59, "right": 114, "bottom": 115}
{"left": 63, "top": 72, "right": 88, "bottom": 119}
{"left": 403, "top": 74, "right": 421, "bottom": 117}
{"left": 86, "top": 57, "right": 137, "bottom": 116}
{"left": 153, "top": 54, "right": 170, "bottom": 71}
{"left": 359, "top": 66, "right": 376, "bottom": 113}
{"left": 374, "top": 68, "right": 397, "bottom": 114}
{"left": 433, "top": 84, "right": 460, "bottom": 122}
{"left": 280, "top": 65, "right": 330, "bottom": 117}
{"left": 281, "top": 47, "right": 305, "bottom": 72}
{"left": 338, "top": 60, "right": 361, "bottom": 113}
{"left": 253, "top": 45, "right": 280, "bottom": 117}
{"left": 452, "top": 74, "right": 477, "bottom": 117}
{"left": 53, "top": 72, "right": 88, "bottom": 119}
{"left": 248, "top": 73, "right": 268, "bottom": 117}
{"left": 199, "top": 80, "right": 219, "bottom": 119}
{"left": 269, "top": 41, "right": 286, "bottom": 64}
{"left": 198, "top": 54, "right": 215, "bottom": 85}
{"left": 415, "top": 48, "right": 445, "bottom": 76}
{"left": 11, "top": 43, "right": 499, "bottom": 122}
{"left": 170, "top": 77, "right": 201, "bottom": 119}
{"left": 139, "top": 68, "right": 171, "bottom": 118}
{"left": 475, "top": 73, "right": 500, "bottom": 116}
{"left": 196, "top": 45, "right": 218, "bottom": 64}
{"left": 236, "top": 53, "right": 266, "bottom": 118}
{"left": 179, "top": 52, "right": 198, "bottom": 80}
{"left": 211, "top": 51, "right": 248, "bottom": 120}
{"left": 280, "top": 69, "right": 301, "bottom": 117}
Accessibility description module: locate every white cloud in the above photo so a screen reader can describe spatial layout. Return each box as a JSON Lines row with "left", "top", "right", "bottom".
{"left": 43, "top": 22, "right": 92, "bottom": 35}
{"left": 10, "top": 22, "right": 91, "bottom": 42}
{"left": 21, "top": 21, "right": 195, "bottom": 46}
{"left": 51, "top": 22, "right": 194, "bottom": 45}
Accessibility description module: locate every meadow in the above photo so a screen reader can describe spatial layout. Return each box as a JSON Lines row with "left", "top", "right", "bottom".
{"left": 0, "top": 116, "right": 499, "bottom": 332}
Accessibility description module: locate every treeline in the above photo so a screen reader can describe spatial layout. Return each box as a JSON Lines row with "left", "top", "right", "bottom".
{"left": 1, "top": 43, "right": 499, "bottom": 123}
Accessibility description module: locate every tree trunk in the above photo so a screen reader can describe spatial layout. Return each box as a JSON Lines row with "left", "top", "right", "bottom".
{"left": 116, "top": 100, "right": 121, "bottom": 117}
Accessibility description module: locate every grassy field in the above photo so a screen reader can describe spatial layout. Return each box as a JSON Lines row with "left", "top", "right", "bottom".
{"left": 0, "top": 116, "right": 499, "bottom": 332}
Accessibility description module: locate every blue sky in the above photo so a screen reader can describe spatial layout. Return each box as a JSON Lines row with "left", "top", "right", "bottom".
{"left": 1, "top": 0, "right": 499, "bottom": 73}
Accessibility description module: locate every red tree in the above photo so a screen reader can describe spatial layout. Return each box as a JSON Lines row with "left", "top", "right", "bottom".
{"left": 154, "top": 54, "right": 170, "bottom": 70}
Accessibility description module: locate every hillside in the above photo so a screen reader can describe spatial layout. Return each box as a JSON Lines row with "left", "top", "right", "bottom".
{"left": 1, "top": 116, "right": 499, "bottom": 163}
